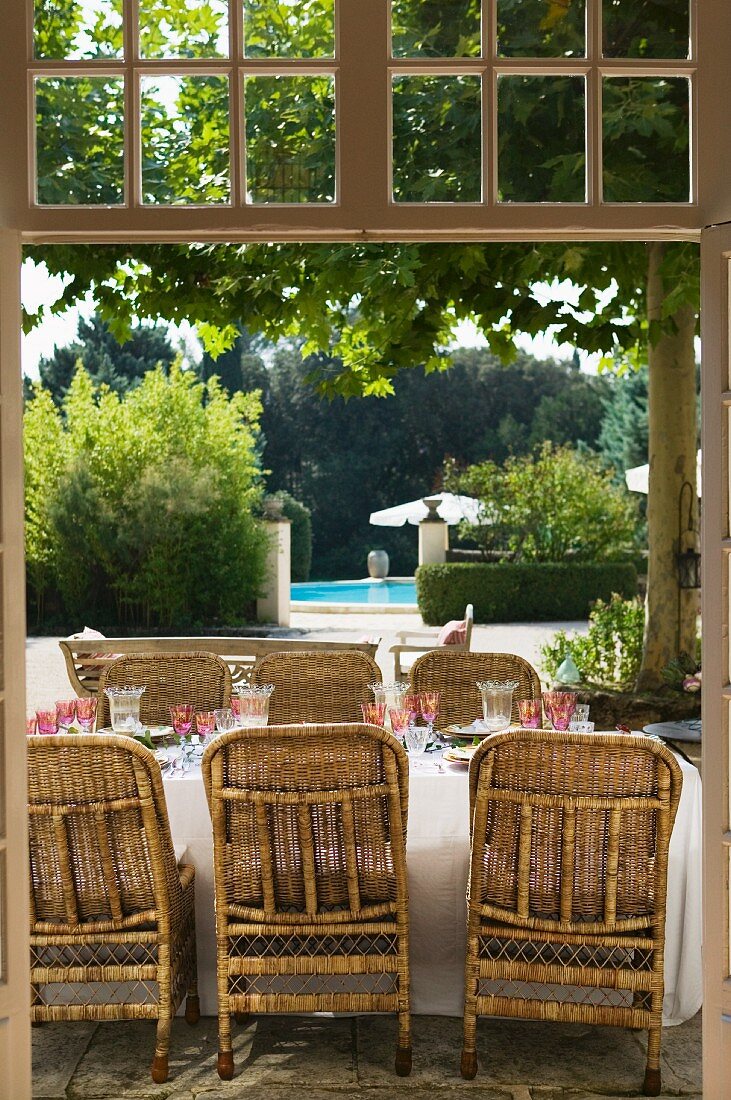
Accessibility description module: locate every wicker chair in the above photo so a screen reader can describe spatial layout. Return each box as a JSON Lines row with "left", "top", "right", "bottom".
{"left": 27, "top": 734, "right": 199, "bottom": 1083}
{"left": 409, "top": 650, "right": 540, "bottom": 727}
{"left": 202, "top": 723, "right": 411, "bottom": 1080}
{"left": 249, "top": 649, "right": 382, "bottom": 724}
{"left": 461, "top": 729, "right": 683, "bottom": 1096}
{"left": 97, "top": 650, "right": 232, "bottom": 728}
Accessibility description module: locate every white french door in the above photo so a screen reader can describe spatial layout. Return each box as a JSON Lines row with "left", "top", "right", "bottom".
{"left": 0, "top": 230, "right": 30, "bottom": 1098}
{"left": 700, "top": 222, "right": 731, "bottom": 1098}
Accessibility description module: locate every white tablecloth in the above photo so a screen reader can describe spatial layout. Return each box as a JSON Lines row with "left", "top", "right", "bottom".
{"left": 163, "top": 750, "right": 702, "bottom": 1025}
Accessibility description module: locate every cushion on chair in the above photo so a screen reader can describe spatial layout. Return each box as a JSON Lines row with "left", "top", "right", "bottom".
{"left": 67, "top": 626, "right": 122, "bottom": 666}
{"left": 437, "top": 619, "right": 467, "bottom": 646}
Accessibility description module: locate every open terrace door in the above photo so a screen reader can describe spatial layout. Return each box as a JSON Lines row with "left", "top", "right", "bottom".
{"left": 2, "top": 1, "right": 731, "bottom": 1094}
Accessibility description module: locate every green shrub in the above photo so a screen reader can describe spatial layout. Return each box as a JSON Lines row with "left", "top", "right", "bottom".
{"left": 540, "top": 594, "right": 645, "bottom": 689}
{"left": 25, "top": 363, "right": 268, "bottom": 630}
{"left": 446, "top": 442, "right": 640, "bottom": 562}
{"left": 276, "top": 491, "right": 312, "bottom": 582}
{"left": 415, "top": 561, "right": 638, "bottom": 625}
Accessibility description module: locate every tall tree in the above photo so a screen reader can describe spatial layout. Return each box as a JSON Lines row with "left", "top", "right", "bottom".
{"left": 33, "top": 313, "right": 176, "bottom": 405}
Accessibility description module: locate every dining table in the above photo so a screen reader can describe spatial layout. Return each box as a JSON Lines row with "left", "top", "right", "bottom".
{"left": 163, "top": 740, "right": 702, "bottom": 1026}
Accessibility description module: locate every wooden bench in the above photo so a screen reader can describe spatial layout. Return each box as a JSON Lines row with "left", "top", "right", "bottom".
{"left": 59, "top": 637, "right": 382, "bottom": 696}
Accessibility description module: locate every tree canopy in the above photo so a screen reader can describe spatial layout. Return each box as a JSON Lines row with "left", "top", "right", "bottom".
{"left": 32, "top": 313, "right": 177, "bottom": 405}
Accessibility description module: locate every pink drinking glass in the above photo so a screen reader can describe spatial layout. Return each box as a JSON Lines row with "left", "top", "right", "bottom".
{"left": 36, "top": 709, "right": 58, "bottom": 735}
{"left": 195, "top": 710, "right": 216, "bottom": 739}
{"left": 543, "top": 691, "right": 578, "bottom": 731}
{"left": 169, "top": 703, "right": 194, "bottom": 737}
{"left": 55, "top": 698, "right": 76, "bottom": 731}
{"left": 361, "top": 702, "right": 387, "bottom": 726}
{"left": 517, "top": 699, "right": 542, "bottom": 729}
{"left": 419, "top": 691, "right": 440, "bottom": 734}
{"left": 403, "top": 693, "right": 421, "bottom": 721}
{"left": 75, "top": 696, "right": 97, "bottom": 733}
{"left": 389, "top": 707, "right": 412, "bottom": 740}
{"left": 230, "top": 696, "right": 241, "bottom": 721}
{"left": 26, "top": 715, "right": 37, "bottom": 735}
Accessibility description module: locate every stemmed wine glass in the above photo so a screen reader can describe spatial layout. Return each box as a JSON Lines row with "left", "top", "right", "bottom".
{"left": 170, "top": 703, "right": 194, "bottom": 737}
{"left": 418, "top": 691, "right": 440, "bottom": 739}
{"left": 195, "top": 711, "right": 216, "bottom": 740}
{"left": 389, "top": 707, "right": 412, "bottom": 743}
{"left": 360, "top": 702, "right": 387, "bottom": 726}
{"left": 55, "top": 699, "right": 76, "bottom": 732}
{"left": 75, "top": 696, "right": 97, "bottom": 733}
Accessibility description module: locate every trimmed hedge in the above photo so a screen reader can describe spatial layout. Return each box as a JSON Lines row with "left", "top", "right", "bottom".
{"left": 416, "top": 562, "right": 638, "bottom": 625}
{"left": 277, "top": 491, "right": 313, "bottom": 583}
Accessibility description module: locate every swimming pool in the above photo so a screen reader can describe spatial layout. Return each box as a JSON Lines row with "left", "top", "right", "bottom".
{"left": 291, "top": 578, "right": 417, "bottom": 608}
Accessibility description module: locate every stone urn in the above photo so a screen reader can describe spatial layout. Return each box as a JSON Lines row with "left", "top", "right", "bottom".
{"left": 367, "top": 549, "right": 390, "bottom": 579}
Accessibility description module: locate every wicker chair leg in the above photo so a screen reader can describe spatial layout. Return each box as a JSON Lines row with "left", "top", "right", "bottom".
{"left": 461, "top": 932, "right": 480, "bottom": 1080}
{"left": 394, "top": 1010, "right": 412, "bottom": 1076}
{"left": 150, "top": 1053, "right": 169, "bottom": 1084}
{"left": 217, "top": 1050, "right": 234, "bottom": 1080}
{"left": 643, "top": 1028, "right": 662, "bottom": 1096}
{"left": 218, "top": 1004, "right": 234, "bottom": 1080}
{"left": 461, "top": 1048, "right": 478, "bottom": 1080}
{"left": 395, "top": 1045, "right": 412, "bottom": 1076}
{"left": 184, "top": 993, "right": 200, "bottom": 1025}
{"left": 151, "top": 1016, "right": 171, "bottom": 1084}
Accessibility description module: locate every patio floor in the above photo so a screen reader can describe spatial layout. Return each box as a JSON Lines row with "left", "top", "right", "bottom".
{"left": 32, "top": 1011, "right": 702, "bottom": 1099}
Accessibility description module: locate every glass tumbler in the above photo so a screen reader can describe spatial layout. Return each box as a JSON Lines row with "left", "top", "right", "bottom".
{"left": 543, "top": 691, "right": 578, "bottom": 731}
{"left": 233, "top": 684, "right": 275, "bottom": 727}
{"left": 36, "top": 709, "right": 57, "bottom": 735}
{"left": 477, "top": 680, "right": 518, "bottom": 733}
{"left": 214, "top": 707, "right": 235, "bottom": 732}
{"left": 105, "top": 686, "right": 146, "bottom": 734}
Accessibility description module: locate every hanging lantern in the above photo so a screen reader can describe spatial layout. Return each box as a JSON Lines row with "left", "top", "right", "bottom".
{"left": 676, "top": 480, "right": 701, "bottom": 589}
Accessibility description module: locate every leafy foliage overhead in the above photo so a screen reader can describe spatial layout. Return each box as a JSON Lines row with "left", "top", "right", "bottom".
{"left": 28, "top": 239, "right": 699, "bottom": 400}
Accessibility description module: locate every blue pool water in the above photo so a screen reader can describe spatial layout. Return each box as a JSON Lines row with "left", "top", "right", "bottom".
{"left": 291, "top": 579, "right": 417, "bottom": 606}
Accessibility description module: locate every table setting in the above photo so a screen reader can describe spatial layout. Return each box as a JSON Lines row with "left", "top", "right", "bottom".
{"left": 27, "top": 675, "right": 703, "bottom": 1027}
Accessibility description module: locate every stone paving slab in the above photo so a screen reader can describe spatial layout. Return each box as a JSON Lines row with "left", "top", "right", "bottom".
{"left": 32, "top": 1014, "right": 701, "bottom": 1100}
{"left": 31, "top": 1022, "right": 96, "bottom": 1099}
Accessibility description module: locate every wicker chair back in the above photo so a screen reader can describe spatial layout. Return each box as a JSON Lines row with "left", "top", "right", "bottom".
{"left": 409, "top": 649, "right": 540, "bottom": 727}
{"left": 97, "top": 650, "right": 231, "bottom": 728}
{"left": 250, "top": 649, "right": 382, "bottom": 725}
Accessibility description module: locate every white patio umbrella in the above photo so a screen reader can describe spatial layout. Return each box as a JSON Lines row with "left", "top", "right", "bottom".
{"left": 625, "top": 450, "right": 702, "bottom": 496}
{"left": 369, "top": 492, "right": 483, "bottom": 527}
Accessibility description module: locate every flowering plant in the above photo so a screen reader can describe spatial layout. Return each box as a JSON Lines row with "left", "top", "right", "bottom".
{"left": 682, "top": 671, "right": 702, "bottom": 694}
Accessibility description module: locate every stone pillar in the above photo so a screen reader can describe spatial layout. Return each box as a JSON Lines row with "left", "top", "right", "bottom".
{"left": 257, "top": 518, "right": 291, "bottom": 627}
{"left": 418, "top": 498, "right": 449, "bottom": 565}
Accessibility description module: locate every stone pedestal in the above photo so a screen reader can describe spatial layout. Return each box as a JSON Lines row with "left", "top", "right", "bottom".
{"left": 418, "top": 516, "right": 449, "bottom": 565}
{"left": 256, "top": 519, "right": 291, "bottom": 627}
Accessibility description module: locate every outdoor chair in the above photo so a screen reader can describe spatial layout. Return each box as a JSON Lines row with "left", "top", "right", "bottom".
{"left": 461, "top": 729, "right": 683, "bottom": 1096}
{"left": 249, "top": 649, "right": 382, "bottom": 724}
{"left": 97, "top": 650, "right": 232, "bottom": 728}
{"left": 27, "top": 734, "right": 199, "bottom": 1083}
{"left": 389, "top": 603, "right": 473, "bottom": 678}
{"left": 409, "top": 649, "right": 540, "bottom": 727}
{"left": 202, "top": 723, "right": 412, "bottom": 1080}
